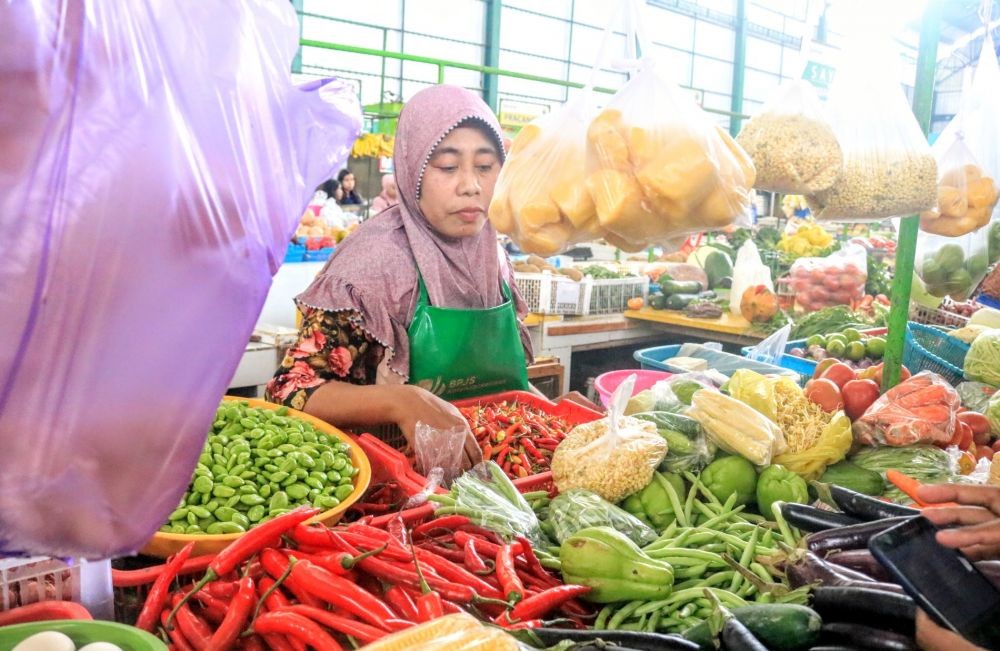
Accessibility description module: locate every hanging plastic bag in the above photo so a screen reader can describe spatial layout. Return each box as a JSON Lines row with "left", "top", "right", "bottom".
{"left": 737, "top": 79, "right": 843, "bottom": 195}
{"left": 489, "top": 98, "right": 604, "bottom": 256}
{"left": 584, "top": 0, "right": 755, "bottom": 251}
{"left": 915, "top": 231, "right": 990, "bottom": 302}
{"left": 0, "top": 1, "right": 361, "bottom": 557}
{"left": 746, "top": 324, "right": 792, "bottom": 366}
{"left": 805, "top": 31, "right": 936, "bottom": 222}
{"left": 729, "top": 241, "right": 773, "bottom": 316}
{"left": 919, "top": 135, "right": 998, "bottom": 237}
{"left": 551, "top": 375, "right": 667, "bottom": 503}
{"left": 789, "top": 243, "right": 868, "bottom": 312}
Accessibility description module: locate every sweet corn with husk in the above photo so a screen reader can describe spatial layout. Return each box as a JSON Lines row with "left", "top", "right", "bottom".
{"left": 358, "top": 613, "right": 520, "bottom": 651}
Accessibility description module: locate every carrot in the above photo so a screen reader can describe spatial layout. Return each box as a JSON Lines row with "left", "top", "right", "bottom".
{"left": 886, "top": 470, "right": 959, "bottom": 509}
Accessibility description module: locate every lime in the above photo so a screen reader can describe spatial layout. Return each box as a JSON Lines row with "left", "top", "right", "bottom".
{"left": 826, "top": 339, "right": 847, "bottom": 358}
{"left": 866, "top": 336, "right": 886, "bottom": 359}
{"left": 845, "top": 341, "right": 866, "bottom": 362}
{"left": 806, "top": 334, "right": 827, "bottom": 348}
{"left": 842, "top": 328, "right": 862, "bottom": 343}
{"left": 825, "top": 334, "right": 848, "bottom": 350}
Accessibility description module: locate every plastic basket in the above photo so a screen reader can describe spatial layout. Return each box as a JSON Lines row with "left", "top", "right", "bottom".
{"left": 0, "top": 620, "right": 166, "bottom": 651}
{"left": 635, "top": 344, "right": 805, "bottom": 384}
{"left": 909, "top": 300, "right": 971, "bottom": 328}
{"left": 0, "top": 557, "right": 114, "bottom": 620}
{"left": 587, "top": 276, "right": 649, "bottom": 315}
{"left": 514, "top": 272, "right": 592, "bottom": 315}
{"left": 741, "top": 327, "right": 888, "bottom": 377}
{"left": 283, "top": 243, "right": 306, "bottom": 263}
{"left": 903, "top": 322, "right": 970, "bottom": 385}
{"left": 451, "top": 390, "right": 603, "bottom": 426}
{"left": 593, "top": 369, "right": 672, "bottom": 407}
{"left": 303, "top": 246, "right": 335, "bottom": 262}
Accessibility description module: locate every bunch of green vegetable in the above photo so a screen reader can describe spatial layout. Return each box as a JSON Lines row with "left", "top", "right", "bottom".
{"left": 581, "top": 265, "right": 638, "bottom": 280}
{"left": 161, "top": 402, "right": 358, "bottom": 535}
{"left": 548, "top": 489, "right": 657, "bottom": 546}
{"left": 851, "top": 445, "right": 954, "bottom": 503}
{"left": 789, "top": 306, "right": 880, "bottom": 339}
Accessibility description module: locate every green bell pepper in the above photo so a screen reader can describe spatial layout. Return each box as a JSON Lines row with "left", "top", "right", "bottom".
{"left": 560, "top": 526, "right": 674, "bottom": 603}
{"left": 621, "top": 471, "right": 685, "bottom": 530}
{"left": 756, "top": 464, "right": 809, "bottom": 520}
{"left": 701, "top": 455, "right": 757, "bottom": 506}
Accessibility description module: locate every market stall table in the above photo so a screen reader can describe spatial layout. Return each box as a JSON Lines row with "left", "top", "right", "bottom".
{"left": 623, "top": 308, "right": 764, "bottom": 347}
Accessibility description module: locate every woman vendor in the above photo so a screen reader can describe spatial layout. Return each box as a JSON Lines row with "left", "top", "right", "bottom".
{"left": 266, "top": 85, "right": 533, "bottom": 458}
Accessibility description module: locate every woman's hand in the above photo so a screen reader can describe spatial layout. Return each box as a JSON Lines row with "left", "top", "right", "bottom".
{"left": 917, "top": 483, "right": 1000, "bottom": 560}
{"left": 390, "top": 385, "right": 482, "bottom": 469}
{"left": 916, "top": 610, "right": 986, "bottom": 651}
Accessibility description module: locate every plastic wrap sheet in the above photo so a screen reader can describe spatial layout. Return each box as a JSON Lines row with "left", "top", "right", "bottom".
{"left": 0, "top": 0, "right": 362, "bottom": 557}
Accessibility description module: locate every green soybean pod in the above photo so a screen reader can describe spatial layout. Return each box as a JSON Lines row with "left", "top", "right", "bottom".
{"left": 312, "top": 458, "right": 327, "bottom": 472}
{"left": 223, "top": 476, "right": 245, "bottom": 489}
{"left": 267, "top": 449, "right": 284, "bottom": 459}
{"left": 335, "top": 484, "right": 354, "bottom": 501}
{"left": 193, "top": 476, "right": 214, "bottom": 494}
{"left": 269, "top": 491, "right": 290, "bottom": 511}
{"left": 239, "top": 471, "right": 256, "bottom": 480}
{"left": 193, "top": 466, "right": 212, "bottom": 478}
{"left": 322, "top": 485, "right": 338, "bottom": 496}
{"left": 186, "top": 511, "right": 199, "bottom": 526}
{"left": 185, "top": 525, "right": 203, "bottom": 534}
{"left": 210, "top": 442, "right": 224, "bottom": 456}
{"left": 203, "top": 500, "right": 220, "bottom": 513}
{"left": 212, "top": 464, "right": 228, "bottom": 477}
{"left": 213, "top": 485, "right": 236, "bottom": 498}
{"left": 225, "top": 495, "right": 241, "bottom": 509}
{"left": 247, "top": 505, "right": 266, "bottom": 522}
{"left": 288, "top": 432, "right": 304, "bottom": 446}
{"left": 331, "top": 456, "right": 347, "bottom": 471}
{"left": 277, "top": 444, "right": 297, "bottom": 453}
{"left": 304, "top": 477, "right": 324, "bottom": 490}
{"left": 239, "top": 485, "right": 256, "bottom": 495}
{"left": 188, "top": 492, "right": 205, "bottom": 506}
{"left": 316, "top": 495, "right": 340, "bottom": 510}
{"left": 230, "top": 463, "right": 247, "bottom": 476}
{"left": 309, "top": 471, "right": 328, "bottom": 482}
{"left": 279, "top": 459, "right": 297, "bottom": 474}
{"left": 213, "top": 453, "right": 228, "bottom": 467}
{"left": 272, "top": 433, "right": 288, "bottom": 446}
{"left": 230, "top": 513, "right": 251, "bottom": 529}
{"left": 338, "top": 477, "right": 353, "bottom": 487}
{"left": 237, "top": 452, "right": 252, "bottom": 465}
{"left": 215, "top": 506, "right": 238, "bottom": 522}
{"left": 296, "top": 453, "right": 315, "bottom": 469}
{"left": 259, "top": 484, "right": 272, "bottom": 498}
{"left": 320, "top": 451, "right": 336, "bottom": 467}
{"left": 286, "top": 484, "right": 310, "bottom": 501}
{"left": 292, "top": 467, "right": 309, "bottom": 480}
{"left": 188, "top": 506, "right": 212, "bottom": 519}
{"left": 169, "top": 508, "right": 190, "bottom": 522}
{"left": 240, "top": 418, "right": 256, "bottom": 428}
{"left": 326, "top": 471, "right": 341, "bottom": 483}
{"left": 281, "top": 475, "right": 297, "bottom": 488}
{"left": 270, "top": 471, "right": 289, "bottom": 483}
{"left": 264, "top": 464, "right": 279, "bottom": 473}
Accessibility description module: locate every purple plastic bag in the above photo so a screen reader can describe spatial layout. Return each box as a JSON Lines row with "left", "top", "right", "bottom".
{"left": 0, "top": 1, "right": 361, "bottom": 557}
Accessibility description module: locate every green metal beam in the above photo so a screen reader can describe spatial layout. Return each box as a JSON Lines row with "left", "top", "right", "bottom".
{"left": 298, "top": 39, "right": 750, "bottom": 120}
{"left": 883, "top": 0, "right": 942, "bottom": 391}
{"left": 483, "top": 0, "right": 502, "bottom": 110}
{"left": 729, "top": 0, "right": 747, "bottom": 136}
{"left": 290, "top": 0, "right": 304, "bottom": 74}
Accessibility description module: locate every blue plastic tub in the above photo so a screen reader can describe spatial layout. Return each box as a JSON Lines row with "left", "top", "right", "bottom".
{"left": 283, "top": 243, "right": 306, "bottom": 263}
{"left": 635, "top": 344, "right": 806, "bottom": 385}
{"left": 740, "top": 327, "right": 888, "bottom": 378}
{"left": 304, "top": 247, "right": 336, "bottom": 262}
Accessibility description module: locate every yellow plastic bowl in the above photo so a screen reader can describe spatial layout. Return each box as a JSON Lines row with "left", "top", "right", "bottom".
{"left": 140, "top": 396, "right": 371, "bottom": 558}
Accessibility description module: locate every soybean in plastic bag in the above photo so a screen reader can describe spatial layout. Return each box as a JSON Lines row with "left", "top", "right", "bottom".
{"left": 789, "top": 243, "right": 868, "bottom": 312}
{"left": 805, "top": 31, "right": 937, "bottom": 222}
{"left": 489, "top": 98, "right": 604, "bottom": 256}
{"left": 0, "top": 1, "right": 361, "bottom": 557}
{"left": 551, "top": 374, "right": 667, "bottom": 503}
{"left": 737, "top": 79, "right": 843, "bottom": 195}
{"left": 584, "top": 0, "right": 755, "bottom": 251}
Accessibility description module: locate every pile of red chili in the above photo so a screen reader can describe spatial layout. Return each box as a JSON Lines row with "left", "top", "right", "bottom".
{"left": 114, "top": 506, "right": 590, "bottom": 649}
{"left": 458, "top": 401, "right": 572, "bottom": 478}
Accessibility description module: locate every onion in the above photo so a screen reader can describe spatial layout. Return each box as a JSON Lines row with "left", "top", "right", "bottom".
{"left": 789, "top": 348, "right": 806, "bottom": 358}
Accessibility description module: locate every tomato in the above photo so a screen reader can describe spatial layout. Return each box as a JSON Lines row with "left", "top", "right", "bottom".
{"left": 958, "top": 422, "right": 974, "bottom": 451}
{"left": 957, "top": 412, "right": 990, "bottom": 437}
{"left": 805, "top": 378, "right": 844, "bottom": 412}
{"left": 993, "top": 439, "right": 1000, "bottom": 453}
{"left": 858, "top": 363, "right": 910, "bottom": 387}
{"left": 823, "top": 275, "right": 841, "bottom": 291}
{"left": 946, "top": 425, "right": 964, "bottom": 448}
{"left": 977, "top": 446, "right": 995, "bottom": 462}
{"left": 813, "top": 358, "right": 839, "bottom": 379}
{"left": 821, "top": 363, "right": 856, "bottom": 390}
{"left": 842, "top": 379, "right": 881, "bottom": 421}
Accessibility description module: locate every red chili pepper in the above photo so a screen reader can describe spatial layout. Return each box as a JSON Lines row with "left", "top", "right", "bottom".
{"left": 384, "top": 584, "right": 419, "bottom": 621}
{"left": 260, "top": 635, "right": 297, "bottom": 651}
{"left": 169, "top": 507, "right": 319, "bottom": 626}
{"left": 463, "top": 537, "right": 489, "bottom": 574}
{"left": 285, "top": 605, "right": 392, "bottom": 644}
{"left": 191, "top": 592, "right": 228, "bottom": 626}
{"left": 495, "top": 544, "right": 524, "bottom": 602}
{"left": 515, "top": 535, "right": 550, "bottom": 581}
{"left": 172, "top": 594, "right": 213, "bottom": 651}
{"left": 253, "top": 611, "right": 343, "bottom": 651}
{"left": 501, "top": 618, "right": 544, "bottom": 630}
{"left": 520, "top": 438, "right": 546, "bottom": 463}
{"left": 418, "top": 542, "right": 469, "bottom": 564}
{"left": 161, "top": 610, "right": 195, "bottom": 651}
{"left": 0, "top": 601, "right": 93, "bottom": 626}
{"left": 413, "top": 515, "right": 472, "bottom": 538}
{"left": 453, "top": 530, "right": 522, "bottom": 557}
{"left": 207, "top": 576, "right": 255, "bottom": 650}
{"left": 416, "top": 591, "right": 444, "bottom": 622}
{"left": 136, "top": 542, "right": 195, "bottom": 632}
{"left": 506, "top": 584, "right": 592, "bottom": 622}
{"left": 259, "top": 549, "right": 324, "bottom": 609}
{"left": 112, "top": 554, "right": 214, "bottom": 587}
{"left": 205, "top": 581, "right": 238, "bottom": 599}
{"left": 239, "top": 635, "right": 266, "bottom": 651}
{"left": 257, "top": 578, "right": 305, "bottom": 651}
{"left": 287, "top": 542, "right": 387, "bottom": 576}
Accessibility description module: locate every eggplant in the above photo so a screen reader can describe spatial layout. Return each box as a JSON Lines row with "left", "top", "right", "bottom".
{"left": 825, "top": 549, "right": 893, "bottom": 582}
{"left": 811, "top": 586, "right": 915, "bottom": 636}
{"left": 785, "top": 550, "right": 904, "bottom": 594}
{"left": 818, "top": 483, "right": 920, "bottom": 521}
{"left": 780, "top": 503, "right": 863, "bottom": 532}
{"left": 529, "top": 628, "right": 700, "bottom": 651}
{"left": 722, "top": 617, "right": 769, "bottom": 651}
{"left": 818, "top": 622, "right": 917, "bottom": 650}
{"left": 805, "top": 516, "right": 913, "bottom": 554}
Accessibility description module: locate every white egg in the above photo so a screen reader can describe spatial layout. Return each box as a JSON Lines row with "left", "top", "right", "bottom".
{"left": 12, "top": 631, "right": 76, "bottom": 651}
{"left": 78, "top": 644, "right": 124, "bottom": 651}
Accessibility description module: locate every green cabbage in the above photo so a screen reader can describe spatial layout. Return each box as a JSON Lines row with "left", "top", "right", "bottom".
{"left": 988, "top": 392, "right": 1000, "bottom": 437}
{"left": 964, "top": 328, "right": 1000, "bottom": 388}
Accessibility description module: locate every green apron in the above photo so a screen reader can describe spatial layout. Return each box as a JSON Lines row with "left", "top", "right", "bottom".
{"left": 407, "top": 274, "right": 530, "bottom": 400}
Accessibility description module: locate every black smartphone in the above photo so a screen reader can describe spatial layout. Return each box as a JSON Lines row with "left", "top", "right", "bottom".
{"left": 869, "top": 516, "right": 1000, "bottom": 649}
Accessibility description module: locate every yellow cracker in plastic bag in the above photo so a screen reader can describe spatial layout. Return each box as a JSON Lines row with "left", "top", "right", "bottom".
{"left": 550, "top": 180, "right": 597, "bottom": 229}
{"left": 520, "top": 200, "right": 562, "bottom": 230}
{"left": 588, "top": 109, "right": 630, "bottom": 170}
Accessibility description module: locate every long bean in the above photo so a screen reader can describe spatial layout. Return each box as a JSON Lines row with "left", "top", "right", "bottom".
{"left": 660, "top": 475, "right": 689, "bottom": 528}
{"left": 730, "top": 526, "right": 759, "bottom": 593}
{"left": 608, "top": 600, "right": 645, "bottom": 630}
{"left": 594, "top": 605, "right": 615, "bottom": 630}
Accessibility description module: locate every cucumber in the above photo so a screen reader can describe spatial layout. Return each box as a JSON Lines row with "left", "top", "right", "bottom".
{"left": 665, "top": 293, "right": 699, "bottom": 310}
{"left": 649, "top": 294, "right": 668, "bottom": 310}
{"left": 660, "top": 280, "right": 704, "bottom": 295}
{"left": 683, "top": 604, "right": 822, "bottom": 651}
{"left": 819, "top": 461, "right": 885, "bottom": 496}
{"left": 633, "top": 412, "right": 700, "bottom": 438}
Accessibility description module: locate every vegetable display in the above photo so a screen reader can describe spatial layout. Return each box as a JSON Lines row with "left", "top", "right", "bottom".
{"left": 790, "top": 328, "right": 887, "bottom": 367}
{"left": 160, "top": 402, "right": 358, "bottom": 536}
{"left": 852, "top": 372, "right": 961, "bottom": 447}
{"left": 560, "top": 527, "right": 675, "bottom": 603}
{"left": 964, "top": 328, "right": 1000, "bottom": 388}
{"left": 459, "top": 400, "right": 573, "bottom": 478}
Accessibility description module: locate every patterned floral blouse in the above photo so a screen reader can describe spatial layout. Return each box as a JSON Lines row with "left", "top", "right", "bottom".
{"left": 264, "top": 307, "right": 386, "bottom": 411}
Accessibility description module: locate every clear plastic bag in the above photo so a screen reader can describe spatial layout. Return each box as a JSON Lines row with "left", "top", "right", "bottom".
{"left": 0, "top": 1, "right": 361, "bottom": 557}
{"left": 729, "top": 241, "right": 774, "bottom": 316}
{"left": 916, "top": 230, "right": 990, "bottom": 302}
{"left": 853, "top": 372, "right": 961, "bottom": 447}
{"left": 632, "top": 411, "right": 716, "bottom": 474}
{"left": 551, "top": 374, "right": 667, "bottom": 503}
{"left": 789, "top": 243, "right": 868, "bottom": 312}
{"left": 957, "top": 381, "right": 998, "bottom": 413}
{"left": 746, "top": 324, "right": 792, "bottom": 366}
{"left": 737, "top": 79, "right": 843, "bottom": 194}
{"left": 413, "top": 421, "right": 473, "bottom": 488}
{"left": 805, "top": 31, "right": 936, "bottom": 222}
{"left": 584, "top": 1, "right": 754, "bottom": 250}
{"left": 548, "top": 489, "right": 657, "bottom": 546}
{"left": 450, "top": 462, "right": 546, "bottom": 548}
{"left": 919, "top": 135, "right": 998, "bottom": 237}
{"left": 489, "top": 98, "right": 604, "bottom": 256}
